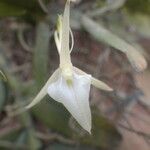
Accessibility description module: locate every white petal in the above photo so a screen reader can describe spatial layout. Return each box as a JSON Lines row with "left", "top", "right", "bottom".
{"left": 47, "top": 72, "right": 92, "bottom": 133}
{"left": 74, "top": 67, "right": 113, "bottom": 91}
{"left": 26, "top": 69, "right": 60, "bottom": 109}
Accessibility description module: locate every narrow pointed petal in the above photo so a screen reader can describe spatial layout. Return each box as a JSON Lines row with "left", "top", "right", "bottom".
{"left": 60, "top": 0, "right": 72, "bottom": 67}
{"left": 91, "top": 77, "right": 113, "bottom": 91}
{"left": 74, "top": 67, "right": 113, "bottom": 91}
{"left": 47, "top": 72, "right": 92, "bottom": 133}
{"left": 26, "top": 69, "right": 60, "bottom": 109}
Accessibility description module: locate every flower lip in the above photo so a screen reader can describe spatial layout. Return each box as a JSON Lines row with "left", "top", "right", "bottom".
{"left": 47, "top": 71, "right": 92, "bottom": 133}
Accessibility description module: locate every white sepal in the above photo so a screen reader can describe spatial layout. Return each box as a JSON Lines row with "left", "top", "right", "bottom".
{"left": 26, "top": 69, "right": 60, "bottom": 109}
{"left": 74, "top": 67, "right": 113, "bottom": 91}
{"left": 47, "top": 72, "right": 92, "bottom": 133}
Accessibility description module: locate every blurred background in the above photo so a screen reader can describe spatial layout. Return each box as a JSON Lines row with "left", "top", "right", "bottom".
{"left": 0, "top": 0, "right": 150, "bottom": 149}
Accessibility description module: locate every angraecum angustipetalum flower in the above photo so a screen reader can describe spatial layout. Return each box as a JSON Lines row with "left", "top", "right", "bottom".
{"left": 26, "top": 0, "right": 113, "bottom": 133}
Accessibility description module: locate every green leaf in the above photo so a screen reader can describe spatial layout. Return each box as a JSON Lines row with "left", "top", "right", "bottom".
{"left": 0, "top": 2, "right": 26, "bottom": 17}
{"left": 33, "top": 21, "right": 51, "bottom": 89}
{"left": 81, "top": 15, "right": 147, "bottom": 72}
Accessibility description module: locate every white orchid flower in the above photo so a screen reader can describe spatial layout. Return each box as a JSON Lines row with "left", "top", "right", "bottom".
{"left": 26, "top": 0, "right": 113, "bottom": 133}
